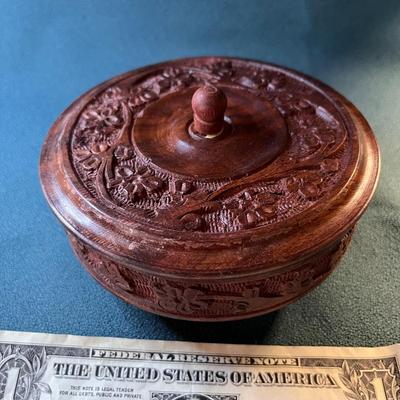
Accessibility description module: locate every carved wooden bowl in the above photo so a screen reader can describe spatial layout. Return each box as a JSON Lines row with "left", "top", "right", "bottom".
{"left": 40, "top": 57, "right": 380, "bottom": 321}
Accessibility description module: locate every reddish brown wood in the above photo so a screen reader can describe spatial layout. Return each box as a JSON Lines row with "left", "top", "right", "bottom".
{"left": 40, "top": 56, "right": 380, "bottom": 321}
{"left": 133, "top": 85, "right": 288, "bottom": 180}
{"left": 68, "top": 228, "right": 354, "bottom": 321}
{"left": 191, "top": 85, "right": 227, "bottom": 137}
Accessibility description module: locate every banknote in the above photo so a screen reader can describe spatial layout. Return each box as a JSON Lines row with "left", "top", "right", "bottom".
{"left": 0, "top": 330, "right": 398, "bottom": 400}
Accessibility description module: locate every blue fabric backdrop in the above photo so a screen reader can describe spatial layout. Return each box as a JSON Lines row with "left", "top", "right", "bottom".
{"left": 1, "top": 0, "right": 399, "bottom": 346}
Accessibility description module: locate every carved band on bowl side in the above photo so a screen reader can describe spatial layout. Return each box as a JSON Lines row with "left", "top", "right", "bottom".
{"left": 68, "top": 228, "right": 354, "bottom": 321}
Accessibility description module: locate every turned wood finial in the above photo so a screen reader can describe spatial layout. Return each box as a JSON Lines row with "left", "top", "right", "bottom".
{"left": 191, "top": 85, "right": 227, "bottom": 137}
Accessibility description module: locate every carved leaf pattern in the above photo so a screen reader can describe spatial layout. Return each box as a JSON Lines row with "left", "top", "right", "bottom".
{"left": 70, "top": 61, "right": 352, "bottom": 232}
{"left": 153, "top": 283, "right": 209, "bottom": 314}
{"left": 70, "top": 231, "right": 353, "bottom": 318}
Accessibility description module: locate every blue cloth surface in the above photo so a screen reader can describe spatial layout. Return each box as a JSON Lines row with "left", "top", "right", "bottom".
{"left": 0, "top": 0, "right": 399, "bottom": 346}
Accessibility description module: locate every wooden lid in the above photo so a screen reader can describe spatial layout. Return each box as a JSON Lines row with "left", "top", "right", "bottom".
{"left": 40, "top": 57, "right": 380, "bottom": 277}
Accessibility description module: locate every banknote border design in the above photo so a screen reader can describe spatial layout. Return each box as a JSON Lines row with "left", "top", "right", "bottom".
{"left": 0, "top": 343, "right": 88, "bottom": 400}
{"left": 0, "top": 340, "right": 399, "bottom": 400}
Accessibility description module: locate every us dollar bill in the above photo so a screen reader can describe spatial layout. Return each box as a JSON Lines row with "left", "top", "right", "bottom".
{"left": 0, "top": 330, "right": 399, "bottom": 400}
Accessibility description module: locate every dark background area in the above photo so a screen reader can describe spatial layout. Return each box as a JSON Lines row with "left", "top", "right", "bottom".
{"left": 1, "top": 0, "right": 399, "bottom": 346}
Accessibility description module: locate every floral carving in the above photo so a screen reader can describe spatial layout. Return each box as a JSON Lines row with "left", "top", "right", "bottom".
{"left": 69, "top": 230, "right": 353, "bottom": 319}
{"left": 74, "top": 87, "right": 124, "bottom": 151}
{"left": 114, "top": 144, "right": 135, "bottom": 161}
{"left": 128, "top": 86, "right": 159, "bottom": 108}
{"left": 231, "top": 191, "right": 278, "bottom": 228}
{"left": 128, "top": 67, "right": 194, "bottom": 109}
{"left": 70, "top": 59, "right": 353, "bottom": 233}
{"left": 236, "top": 69, "right": 286, "bottom": 92}
{"left": 204, "top": 60, "right": 234, "bottom": 79}
{"left": 108, "top": 166, "right": 164, "bottom": 203}
{"left": 321, "top": 158, "right": 340, "bottom": 173}
{"left": 82, "top": 107, "right": 123, "bottom": 131}
{"left": 153, "top": 283, "right": 208, "bottom": 314}
{"left": 155, "top": 67, "right": 194, "bottom": 92}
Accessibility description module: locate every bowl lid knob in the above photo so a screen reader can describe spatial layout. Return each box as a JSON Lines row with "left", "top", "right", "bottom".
{"left": 191, "top": 85, "right": 227, "bottom": 138}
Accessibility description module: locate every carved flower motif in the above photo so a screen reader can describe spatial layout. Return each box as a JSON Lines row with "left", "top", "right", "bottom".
{"left": 155, "top": 68, "right": 194, "bottom": 93}
{"left": 282, "top": 175, "right": 322, "bottom": 201}
{"left": 321, "top": 158, "right": 339, "bottom": 173}
{"left": 102, "top": 87, "right": 124, "bottom": 106}
{"left": 77, "top": 93, "right": 125, "bottom": 147}
{"left": 109, "top": 166, "right": 163, "bottom": 201}
{"left": 128, "top": 86, "right": 159, "bottom": 108}
{"left": 128, "top": 68, "right": 194, "bottom": 108}
{"left": 232, "top": 191, "right": 278, "bottom": 228}
{"left": 277, "top": 96, "right": 315, "bottom": 121}
{"left": 82, "top": 108, "right": 122, "bottom": 129}
{"left": 114, "top": 145, "right": 135, "bottom": 161}
{"left": 205, "top": 60, "right": 233, "bottom": 79}
{"left": 154, "top": 283, "right": 208, "bottom": 314}
{"left": 237, "top": 70, "right": 285, "bottom": 91}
